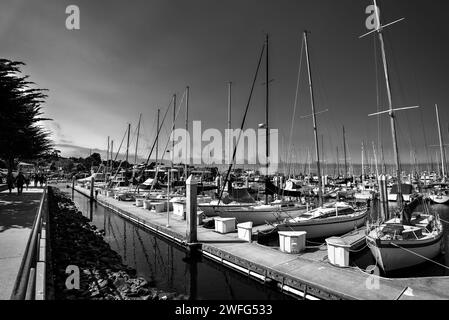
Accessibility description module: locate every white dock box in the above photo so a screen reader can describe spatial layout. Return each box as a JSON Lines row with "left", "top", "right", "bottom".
{"left": 237, "top": 222, "right": 253, "bottom": 242}
{"left": 173, "top": 201, "right": 186, "bottom": 219}
{"left": 143, "top": 200, "right": 152, "bottom": 210}
{"left": 278, "top": 231, "right": 306, "bottom": 254}
{"left": 154, "top": 202, "right": 167, "bottom": 213}
{"left": 214, "top": 217, "right": 236, "bottom": 234}
{"left": 135, "top": 198, "right": 144, "bottom": 207}
{"left": 325, "top": 237, "right": 351, "bottom": 267}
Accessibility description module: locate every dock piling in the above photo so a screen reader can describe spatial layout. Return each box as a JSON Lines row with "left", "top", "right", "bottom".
{"left": 90, "top": 177, "right": 94, "bottom": 201}
{"left": 186, "top": 175, "right": 197, "bottom": 243}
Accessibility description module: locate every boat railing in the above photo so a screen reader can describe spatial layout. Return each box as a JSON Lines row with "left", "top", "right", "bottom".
{"left": 10, "top": 186, "right": 51, "bottom": 300}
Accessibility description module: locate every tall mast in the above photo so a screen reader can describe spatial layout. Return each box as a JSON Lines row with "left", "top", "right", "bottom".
{"left": 126, "top": 123, "right": 131, "bottom": 164}
{"left": 106, "top": 136, "right": 110, "bottom": 174}
{"left": 265, "top": 33, "right": 270, "bottom": 205}
{"left": 343, "top": 126, "right": 348, "bottom": 179}
{"left": 135, "top": 114, "right": 142, "bottom": 164}
{"left": 321, "top": 135, "right": 325, "bottom": 176}
{"left": 110, "top": 140, "right": 114, "bottom": 173}
{"left": 185, "top": 87, "right": 190, "bottom": 178}
{"left": 227, "top": 82, "right": 232, "bottom": 164}
{"left": 373, "top": 141, "right": 379, "bottom": 177}
{"left": 304, "top": 31, "right": 323, "bottom": 207}
{"left": 173, "top": 94, "right": 176, "bottom": 168}
{"left": 361, "top": 141, "right": 365, "bottom": 184}
{"left": 336, "top": 146, "right": 340, "bottom": 177}
{"left": 380, "top": 144, "right": 386, "bottom": 174}
{"left": 435, "top": 104, "right": 446, "bottom": 181}
{"left": 156, "top": 108, "right": 160, "bottom": 165}
{"left": 374, "top": 0, "right": 403, "bottom": 207}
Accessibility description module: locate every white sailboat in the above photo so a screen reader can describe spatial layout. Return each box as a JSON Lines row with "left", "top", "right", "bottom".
{"left": 208, "top": 35, "right": 310, "bottom": 226}
{"left": 277, "top": 202, "right": 368, "bottom": 239}
{"left": 363, "top": 0, "right": 444, "bottom": 272}
{"left": 274, "top": 31, "right": 369, "bottom": 238}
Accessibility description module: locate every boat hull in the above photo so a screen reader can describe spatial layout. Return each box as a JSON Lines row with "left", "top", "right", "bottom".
{"left": 198, "top": 203, "right": 255, "bottom": 217}
{"left": 276, "top": 210, "right": 368, "bottom": 239}
{"left": 366, "top": 233, "right": 443, "bottom": 272}
{"left": 429, "top": 195, "right": 449, "bottom": 204}
{"left": 203, "top": 206, "right": 307, "bottom": 226}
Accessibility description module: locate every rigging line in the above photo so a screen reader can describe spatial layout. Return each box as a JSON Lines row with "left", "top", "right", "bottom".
{"left": 159, "top": 89, "right": 187, "bottom": 162}
{"left": 374, "top": 33, "right": 382, "bottom": 162}
{"left": 287, "top": 35, "right": 305, "bottom": 178}
{"left": 384, "top": 34, "right": 415, "bottom": 159}
{"left": 217, "top": 40, "right": 266, "bottom": 205}
{"left": 146, "top": 90, "right": 187, "bottom": 194}
{"left": 112, "top": 127, "right": 128, "bottom": 163}
{"left": 144, "top": 98, "right": 174, "bottom": 167}
{"left": 139, "top": 115, "right": 157, "bottom": 155}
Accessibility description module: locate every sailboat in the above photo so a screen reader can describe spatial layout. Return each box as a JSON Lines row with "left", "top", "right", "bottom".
{"left": 203, "top": 34, "right": 309, "bottom": 226}
{"left": 275, "top": 31, "right": 368, "bottom": 238}
{"left": 363, "top": 0, "right": 444, "bottom": 272}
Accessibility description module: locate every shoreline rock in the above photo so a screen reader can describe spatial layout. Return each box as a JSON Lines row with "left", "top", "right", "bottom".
{"left": 48, "top": 187, "right": 188, "bottom": 300}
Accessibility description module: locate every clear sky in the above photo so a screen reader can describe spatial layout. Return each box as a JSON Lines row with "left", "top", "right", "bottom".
{"left": 1, "top": 0, "right": 448, "bottom": 165}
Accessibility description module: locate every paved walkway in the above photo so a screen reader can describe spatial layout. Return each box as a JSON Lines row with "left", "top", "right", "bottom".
{"left": 0, "top": 188, "right": 43, "bottom": 300}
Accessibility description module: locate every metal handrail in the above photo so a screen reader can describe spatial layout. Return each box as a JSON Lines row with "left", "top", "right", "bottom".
{"left": 10, "top": 187, "right": 48, "bottom": 300}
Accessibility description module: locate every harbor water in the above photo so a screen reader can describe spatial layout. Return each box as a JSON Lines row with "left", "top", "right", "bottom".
{"left": 54, "top": 184, "right": 294, "bottom": 300}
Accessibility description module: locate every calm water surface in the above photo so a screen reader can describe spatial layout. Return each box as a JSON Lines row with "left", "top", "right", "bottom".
{"left": 53, "top": 184, "right": 293, "bottom": 300}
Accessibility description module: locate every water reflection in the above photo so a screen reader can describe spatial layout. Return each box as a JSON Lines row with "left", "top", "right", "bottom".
{"left": 59, "top": 185, "right": 292, "bottom": 300}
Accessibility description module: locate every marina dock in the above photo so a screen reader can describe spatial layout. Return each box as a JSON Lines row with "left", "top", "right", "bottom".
{"left": 73, "top": 185, "right": 449, "bottom": 300}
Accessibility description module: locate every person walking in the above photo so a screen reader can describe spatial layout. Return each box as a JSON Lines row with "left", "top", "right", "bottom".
{"left": 33, "top": 173, "right": 39, "bottom": 187}
{"left": 6, "top": 172, "right": 14, "bottom": 194}
{"left": 16, "top": 171, "right": 25, "bottom": 195}
{"left": 25, "top": 174, "right": 30, "bottom": 190}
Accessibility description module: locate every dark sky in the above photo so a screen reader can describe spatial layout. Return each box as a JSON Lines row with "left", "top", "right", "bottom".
{"left": 1, "top": 0, "right": 448, "bottom": 165}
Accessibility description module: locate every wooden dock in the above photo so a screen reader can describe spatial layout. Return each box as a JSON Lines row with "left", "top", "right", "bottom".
{"left": 73, "top": 185, "right": 449, "bottom": 300}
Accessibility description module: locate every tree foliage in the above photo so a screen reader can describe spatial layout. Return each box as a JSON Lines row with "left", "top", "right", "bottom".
{"left": 0, "top": 59, "right": 52, "bottom": 171}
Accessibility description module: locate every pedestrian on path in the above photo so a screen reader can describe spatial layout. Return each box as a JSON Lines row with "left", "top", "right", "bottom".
{"left": 25, "top": 175, "right": 30, "bottom": 190}
{"left": 33, "top": 173, "right": 39, "bottom": 187}
{"left": 16, "top": 172, "right": 25, "bottom": 195}
{"left": 6, "top": 172, "right": 14, "bottom": 194}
